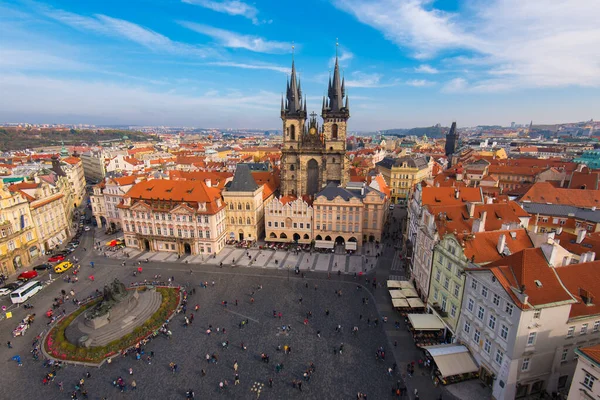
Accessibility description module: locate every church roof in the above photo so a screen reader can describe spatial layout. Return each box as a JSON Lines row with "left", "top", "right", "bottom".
{"left": 226, "top": 164, "right": 259, "bottom": 192}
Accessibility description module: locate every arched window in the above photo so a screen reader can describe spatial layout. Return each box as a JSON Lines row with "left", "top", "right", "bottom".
{"left": 246, "top": 217, "right": 251, "bottom": 225}
{"left": 245, "top": 202, "right": 250, "bottom": 210}
{"left": 237, "top": 203, "right": 242, "bottom": 210}
{"left": 330, "top": 147, "right": 333, "bottom": 151}
{"left": 230, "top": 217, "right": 234, "bottom": 224}
{"left": 290, "top": 125, "right": 296, "bottom": 140}
{"left": 290, "top": 165, "right": 295, "bottom": 171}
{"left": 238, "top": 217, "right": 243, "bottom": 224}
{"left": 332, "top": 158, "right": 335, "bottom": 163}
{"left": 229, "top": 203, "right": 233, "bottom": 209}
{"left": 331, "top": 123, "right": 338, "bottom": 139}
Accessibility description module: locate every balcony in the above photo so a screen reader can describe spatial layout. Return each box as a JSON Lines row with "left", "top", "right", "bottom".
{"left": 430, "top": 302, "right": 448, "bottom": 318}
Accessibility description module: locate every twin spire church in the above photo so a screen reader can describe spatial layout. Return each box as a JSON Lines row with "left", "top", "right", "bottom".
{"left": 280, "top": 52, "right": 350, "bottom": 198}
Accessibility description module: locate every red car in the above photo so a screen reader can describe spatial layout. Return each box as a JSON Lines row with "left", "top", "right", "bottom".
{"left": 18, "top": 270, "right": 38, "bottom": 281}
{"left": 48, "top": 255, "right": 66, "bottom": 263}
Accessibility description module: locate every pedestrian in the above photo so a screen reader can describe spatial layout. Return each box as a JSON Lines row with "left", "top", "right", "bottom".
{"left": 58, "top": 381, "right": 64, "bottom": 391}
{"left": 298, "top": 381, "right": 302, "bottom": 391}
{"left": 131, "top": 380, "right": 137, "bottom": 390}
{"left": 234, "top": 373, "right": 240, "bottom": 385}
{"left": 129, "top": 367, "right": 133, "bottom": 375}
{"left": 325, "top": 309, "right": 329, "bottom": 316}
{"left": 7, "top": 341, "right": 11, "bottom": 348}
{"left": 317, "top": 330, "right": 321, "bottom": 338}
{"left": 235, "top": 299, "right": 238, "bottom": 306}
{"left": 201, "top": 369, "right": 206, "bottom": 377}
{"left": 233, "top": 361, "right": 238, "bottom": 372}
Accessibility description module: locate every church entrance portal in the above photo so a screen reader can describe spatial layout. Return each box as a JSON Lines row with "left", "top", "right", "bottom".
{"left": 184, "top": 243, "right": 192, "bottom": 255}
{"left": 307, "top": 159, "right": 319, "bottom": 196}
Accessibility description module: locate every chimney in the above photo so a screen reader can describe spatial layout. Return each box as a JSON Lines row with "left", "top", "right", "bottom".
{"left": 589, "top": 252, "right": 597, "bottom": 262}
{"left": 486, "top": 197, "right": 493, "bottom": 205}
{"left": 468, "top": 203, "right": 476, "bottom": 218}
{"left": 455, "top": 189, "right": 460, "bottom": 199}
{"left": 556, "top": 226, "right": 563, "bottom": 235}
{"left": 204, "top": 178, "right": 212, "bottom": 187}
{"left": 497, "top": 234, "right": 506, "bottom": 254}
{"left": 480, "top": 211, "right": 487, "bottom": 232}
{"left": 577, "top": 229, "right": 587, "bottom": 244}
{"left": 532, "top": 225, "right": 539, "bottom": 233}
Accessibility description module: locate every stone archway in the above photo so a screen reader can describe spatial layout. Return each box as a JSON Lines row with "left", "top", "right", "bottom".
{"left": 184, "top": 243, "right": 192, "bottom": 255}
{"left": 307, "top": 159, "right": 319, "bottom": 196}
{"left": 335, "top": 236, "right": 345, "bottom": 245}
{"left": 293, "top": 233, "right": 301, "bottom": 242}
{"left": 316, "top": 235, "right": 323, "bottom": 241}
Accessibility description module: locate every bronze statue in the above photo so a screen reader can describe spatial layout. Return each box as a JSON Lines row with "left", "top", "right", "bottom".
{"left": 86, "top": 278, "right": 130, "bottom": 320}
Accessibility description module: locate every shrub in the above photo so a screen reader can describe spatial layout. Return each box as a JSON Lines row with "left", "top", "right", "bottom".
{"left": 44, "top": 287, "right": 180, "bottom": 364}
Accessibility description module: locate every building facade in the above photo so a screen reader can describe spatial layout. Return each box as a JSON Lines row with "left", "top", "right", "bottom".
{"left": 376, "top": 156, "right": 431, "bottom": 205}
{"left": 119, "top": 179, "right": 227, "bottom": 256}
{"left": 61, "top": 156, "right": 87, "bottom": 207}
{"left": 568, "top": 345, "right": 600, "bottom": 400}
{"left": 264, "top": 196, "right": 313, "bottom": 243}
{"left": 280, "top": 55, "right": 349, "bottom": 198}
{"left": 80, "top": 150, "right": 106, "bottom": 182}
{"left": 0, "top": 180, "right": 38, "bottom": 275}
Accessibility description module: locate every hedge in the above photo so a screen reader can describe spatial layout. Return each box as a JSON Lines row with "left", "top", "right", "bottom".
{"left": 44, "top": 286, "right": 180, "bottom": 364}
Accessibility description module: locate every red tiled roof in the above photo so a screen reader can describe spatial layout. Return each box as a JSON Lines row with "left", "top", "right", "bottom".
{"left": 124, "top": 179, "right": 224, "bottom": 214}
{"left": 457, "top": 229, "right": 534, "bottom": 264}
{"left": 554, "top": 260, "right": 600, "bottom": 319}
{"left": 421, "top": 187, "right": 483, "bottom": 206}
{"left": 554, "top": 231, "right": 600, "bottom": 256}
{"left": 579, "top": 343, "right": 600, "bottom": 365}
{"left": 569, "top": 170, "right": 600, "bottom": 190}
{"left": 520, "top": 182, "right": 600, "bottom": 208}
{"left": 485, "top": 248, "right": 573, "bottom": 309}
{"left": 61, "top": 156, "right": 81, "bottom": 165}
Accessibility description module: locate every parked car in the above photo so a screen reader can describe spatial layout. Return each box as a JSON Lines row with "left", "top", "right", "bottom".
{"left": 3, "top": 282, "right": 23, "bottom": 291}
{"left": 48, "top": 255, "right": 66, "bottom": 263}
{"left": 54, "top": 261, "right": 73, "bottom": 274}
{"left": 69, "top": 242, "right": 79, "bottom": 248}
{"left": 84, "top": 226, "right": 91, "bottom": 231}
{"left": 0, "top": 287, "right": 12, "bottom": 296}
{"left": 33, "top": 263, "right": 52, "bottom": 271}
{"left": 18, "top": 270, "right": 38, "bottom": 281}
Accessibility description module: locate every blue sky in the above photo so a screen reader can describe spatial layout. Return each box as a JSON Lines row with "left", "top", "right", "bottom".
{"left": 0, "top": 0, "right": 599, "bottom": 130}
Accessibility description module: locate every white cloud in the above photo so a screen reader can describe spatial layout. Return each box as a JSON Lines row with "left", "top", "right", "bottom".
{"left": 334, "top": 0, "right": 600, "bottom": 90}
{"left": 182, "top": 0, "right": 261, "bottom": 24}
{"left": 179, "top": 21, "right": 292, "bottom": 54}
{"left": 346, "top": 71, "right": 399, "bottom": 88}
{"left": 405, "top": 79, "right": 435, "bottom": 87}
{"left": 208, "top": 61, "right": 289, "bottom": 74}
{"left": 0, "top": 74, "right": 280, "bottom": 127}
{"left": 45, "top": 9, "right": 212, "bottom": 57}
{"left": 442, "top": 78, "right": 468, "bottom": 93}
{"left": 414, "top": 64, "right": 438, "bottom": 74}
{"left": 329, "top": 48, "right": 354, "bottom": 68}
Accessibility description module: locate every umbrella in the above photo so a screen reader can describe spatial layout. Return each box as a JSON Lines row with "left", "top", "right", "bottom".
{"left": 108, "top": 240, "right": 118, "bottom": 247}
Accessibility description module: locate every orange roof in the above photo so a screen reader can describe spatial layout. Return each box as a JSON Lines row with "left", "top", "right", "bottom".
{"left": 579, "top": 343, "right": 600, "bottom": 365}
{"left": 569, "top": 170, "right": 600, "bottom": 190}
{"left": 554, "top": 260, "right": 600, "bottom": 319}
{"left": 428, "top": 201, "right": 528, "bottom": 236}
{"left": 31, "top": 193, "right": 64, "bottom": 209}
{"left": 168, "top": 170, "right": 232, "bottom": 190}
{"left": 279, "top": 195, "right": 297, "bottom": 205}
{"left": 456, "top": 229, "right": 534, "bottom": 264}
{"left": 521, "top": 182, "right": 600, "bottom": 208}
{"left": 485, "top": 248, "right": 573, "bottom": 309}
{"left": 61, "top": 156, "right": 81, "bottom": 165}
{"left": 421, "top": 187, "right": 483, "bottom": 206}
{"left": 123, "top": 156, "right": 143, "bottom": 166}
{"left": 124, "top": 179, "right": 224, "bottom": 214}
{"left": 252, "top": 171, "right": 279, "bottom": 200}
{"left": 372, "top": 174, "right": 391, "bottom": 199}
{"left": 127, "top": 146, "right": 154, "bottom": 155}
{"left": 554, "top": 231, "right": 600, "bottom": 256}
{"left": 110, "top": 176, "right": 139, "bottom": 186}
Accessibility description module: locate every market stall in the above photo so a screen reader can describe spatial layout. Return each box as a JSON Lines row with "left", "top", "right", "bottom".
{"left": 407, "top": 297, "right": 426, "bottom": 311}
{"left": 423, "top": 344, "right": 479, "bottom": 385}
{"left": 406, "top": 314, "right": 445, "bottom": 348}
{"left": 387, "top": 280, "right": 414, "bottom": 289}
{"left": 402, "top": 288, "right": 419, "bottom": 298}
{"left": 392, "top": 298, "right": 410, "bottom": 313}
{"left": 389, "top": 290, "right": 406, "bottom": 299}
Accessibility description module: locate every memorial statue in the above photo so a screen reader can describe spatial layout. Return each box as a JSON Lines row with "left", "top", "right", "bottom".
{"left": 86, "top": 279, "right": 130, "bottom": 320}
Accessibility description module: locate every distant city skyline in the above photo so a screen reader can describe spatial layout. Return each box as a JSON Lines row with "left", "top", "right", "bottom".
{"left": 0, "top": 0, "right": 599, "bottom": 130}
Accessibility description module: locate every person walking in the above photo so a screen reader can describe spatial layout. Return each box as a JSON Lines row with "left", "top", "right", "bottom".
{"left": 234, "top": 373, "right": 240, "bottom": 385}
{"left": 131, "top": 380, "right": 137, "bottom": 390}
{"left": 233, "top": 360, "right": 238, "bottom": 372}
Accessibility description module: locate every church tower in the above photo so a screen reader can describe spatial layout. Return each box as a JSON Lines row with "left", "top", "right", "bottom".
{"left": 280, "top": 48, "right": 349, "bottom": 198}
{"left": 445, "top": 121, "right": 459, "bottom": 166}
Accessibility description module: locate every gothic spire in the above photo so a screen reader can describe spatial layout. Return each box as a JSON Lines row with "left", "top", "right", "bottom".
{"left": 282, "top": 50, "right": 306, "bottom": 119}
{"left": 326, "top": 42, "right": 346, "bottom": 114}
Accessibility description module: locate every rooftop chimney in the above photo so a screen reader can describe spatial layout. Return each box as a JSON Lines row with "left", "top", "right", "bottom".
{"left": 577, "top": 229, "right": 587, "bottom": 244}
{"left": 497, "top": 234, "right": 506, "bottom": 255}
{"left": 455, "top": 189, "right": 460, "bottom": 199}
{"left": 480, "top": 211, "right": 487, "bottom": 232}
{"left": 204, "top": 178, "right": 212, "bottom": 188}
{"left": 556, "top": 226, "right": 563, "bottom": 235}
{"left": 468, "top": 203, "right": 476, "bottom": 218}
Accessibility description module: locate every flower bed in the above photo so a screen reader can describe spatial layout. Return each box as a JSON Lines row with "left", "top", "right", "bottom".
{"left": 44, "top": 286, "right": 180, "bottom": 364}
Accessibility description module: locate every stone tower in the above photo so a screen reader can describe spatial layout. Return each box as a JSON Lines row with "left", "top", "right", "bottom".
{"left": 445, "top": 121, "right": 459, "bottom": 166}
{"left": 280, "top": 52, "right": 350, "bottom": 198}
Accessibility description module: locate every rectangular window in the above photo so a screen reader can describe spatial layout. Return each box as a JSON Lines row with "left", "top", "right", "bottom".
{"left": 441, "top": 296, "right": 447, "bottom": 311}
{"left": 433, "top": 289, "right": 439, "bottom": 301}
{"left": 594, "top": 321, "right": 600, "bottom": 332}
{"left": 567, "top": 326, "right": 575, "bottom": 338}
{"left": 584, "top": 373, "right": 596, "bottom": 390}
{"left": 505, "top": 303, "right": 514, "bottom": 316}
{"left": 198, "top": 230, "right": 203, "bottom": 238}
{"left": 471, "top": 279, "right": 478, "bottom": 290}
{"left": 435, "top": 270, "right": 441, "bottom": 282}
{"left": 495, "top": 349, "right": 504, "bottom": 365}
{"left": 522, "top": 358, "right": 530, "bottom": 372}
{"left": 446, "top": 261, "right": 452, "bottom": 271}
{"left": 493, "top": 294, "right": 500, "bottom": 306}
{"left": 444, "top": 277, "right": 450, "bottom": 290}
{"left": 481, "top": 286, "right": 488, "bottom": 298}
{"left": 206, "top": 231, "right": 210, "bottom": 238}
{"left": 561, "top": 348, "right": 568, "bottom": 362}
{"left": 178, "top": 229, "right": 182, "bottom": 237}
{"left": 477, "top": 306, "right": 485, "bottom": 321}
{"left": 533, "top": 310, "right": 541, "bottom": 319}
{"left": 293, "top": 223, "right": 297, "bottom": 228}
{"left": 488, "top": 315, "right": 496, "bottom": 330}
{"left": 169, "top": 228, "right": 174, "bottom": 236}
{"left": 454, "top": 284, "right": 461, "bottom": 298}
{"left": 464, "top": 321, "right": 471, "bottom": 334}
{"left": 473, "top": 329, "right": 480, "bottom": 343}
{"left": 500, "top": 324, "right": 509, "bottom": 340}
{"left": 484, "top": 338, "right": 491, "bottom": 354}
{"left": 268, "top": 222, "right": 271, "bottom": 227}
{"left": 581, "top": 324, "right": 589, "bottom": 335}
{"left": 274, "top": 222, "right": 278, "bottom": 227}
{"left": 300, "top": 223, "right": 304, "bottom": 229}
{"left": 450, "top": 304, "right": 457, "bottom": 318}
{"left": 527, "top": 332, "right": 537, "bottom": 345}
{"left": 467, "top": 298, "right": 474, "bottom": 312}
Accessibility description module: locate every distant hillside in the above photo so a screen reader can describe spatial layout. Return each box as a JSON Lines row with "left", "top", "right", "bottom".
{"left": 0, "top": 128, "right": 152, "bottom": 151}
{"left": 384, "top": 125, "right": 448, "bottom": 138}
